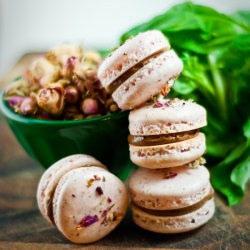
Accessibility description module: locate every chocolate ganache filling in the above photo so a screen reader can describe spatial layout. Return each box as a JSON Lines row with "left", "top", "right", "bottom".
{"left": 134, "top": 187, "right": 214, "bottom": 217}
{"left": 108, "top": 49, "right": 166, "bottom": 94}
{"left": 128, "top": 129, "right": 199, "bottom": 147}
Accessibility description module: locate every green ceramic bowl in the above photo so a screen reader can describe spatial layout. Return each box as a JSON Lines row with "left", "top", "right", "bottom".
{"left": 0, "top": 88, "right": 133, "bottom": 180}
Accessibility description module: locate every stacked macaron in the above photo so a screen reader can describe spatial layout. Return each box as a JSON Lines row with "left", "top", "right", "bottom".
{"left": 98, "top": 30, "right": 215, "bottom": 233}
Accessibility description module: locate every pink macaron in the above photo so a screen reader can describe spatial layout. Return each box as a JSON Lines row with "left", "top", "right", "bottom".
{"left": 37, "top": 154, "right": 128, "bottom": 244}
{"left": 129, "top": 164, "right": 215, "bottom": 233}
{"left": 98, "top": 30, "right": 183, "bottom": 110}
{"left": 128, "top": 98, "right": 207, "bottom": 169}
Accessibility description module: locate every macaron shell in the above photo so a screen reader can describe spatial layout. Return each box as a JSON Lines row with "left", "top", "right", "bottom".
{"left": 129, "top": 165, "right": 211, "bottom": 210}
{"left": 37, "top": 154, "right": 106, "bottom": 224}
{"left": 98, "top": 30, "right": 170, "bottom": 89}
{"left": 129, "top": 132, "right": 206, "bottom": 169}
{"left": 129, "top": 99, "right": 207, "bottom": 135}
{"left": 112, "top": 50, "right": 183, "bottom": 110}
{"left": 53, "top": 167, "right": 129, "bottom": 244}
{"left": 131, "top": 198, "right": 215, "bottom": 233}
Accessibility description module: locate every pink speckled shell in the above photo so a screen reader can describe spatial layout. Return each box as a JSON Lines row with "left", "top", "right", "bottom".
{"left": 129, "top": 165, "right": 211, "bottom": 210}
{"left": 98, "top": 30, "right": 170, "bottom": 89}
{"left": 129, "top": 99, "right": 207, "bottom": 136}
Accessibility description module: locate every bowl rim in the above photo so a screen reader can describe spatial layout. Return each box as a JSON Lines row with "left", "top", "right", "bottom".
{"left": 0, "top": 86, "right": 128, "bottom": 125}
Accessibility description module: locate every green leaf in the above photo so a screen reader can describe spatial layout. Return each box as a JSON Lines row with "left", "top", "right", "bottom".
{"left": 210, "top": 140, "right": 250, "bottom": 205}
{"left": 120, "top": 2, "right": 249, "bottom": 54}
{"left": 243, "top": 117, "right": 250, "bottom": 139}
{"left": 231, "top": 154, "right": 250, "bottom": 195}
{"left": 231, "top": 11, "right": 250, "bottom": 27}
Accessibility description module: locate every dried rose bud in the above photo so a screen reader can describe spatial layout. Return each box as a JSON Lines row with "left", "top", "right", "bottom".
{"left": 84, "top": 50, "right": 102, "bottom": 64}
{"left": 36, "top": 83, "right": 65, "bottom": 115}
{"left": 5, "top": 78, "right": 36, "bottom": 97}
{"left": 109, "top": 103, "right": 119, "bottom": 113}
{"left": 104, "top": 98, "right": 119, "bottom": 113}
{"left": 64, "top": 85, "right": 79, "bottom": 104}
{"left": 61, "top": 56, "right": 80, "bottom": 79}
{"left": 5, "top": 96, "right": 25, "bottom": 112}
{"left": 81, "top": 98, "right": 99, "bottom": 115}
{"left": 46, "top": 43, "right": 83, "bottom": 66}
{"left": 26, "top": 57, "right": 60, "bottom": 86}
{"left": 20, "top": 97, "right": 37, "bottom": 115}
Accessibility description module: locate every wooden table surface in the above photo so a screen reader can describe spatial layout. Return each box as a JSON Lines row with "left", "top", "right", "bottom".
{"left": 0, "top": 54, "right": 250, "bottom": 250}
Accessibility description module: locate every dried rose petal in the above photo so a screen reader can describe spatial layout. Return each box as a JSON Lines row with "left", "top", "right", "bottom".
{"left": 101, "top": 204, "right": 115, "bottom": 218}
{"left": 153, "top": 102, "right": 163, "bottom": 108}
{"left": 94, "top": 175, "right": 101, "bottom": 180}
{"left": 161, "top": 86, "right": 170, "bottom": 97}
{"left": 165, "top": 100, "right": 170, "bottom": 106}
{"left": 87, "top": 178, "right": 94, "bottom": 187}
{"left": 78, "top": 215, "right": 98, "bottom": 228}
{"left": 164, "top": 171, "right": 178, "bottom": 179}
{"left": 96, "top": 186, "right": 104, "bottom": 196}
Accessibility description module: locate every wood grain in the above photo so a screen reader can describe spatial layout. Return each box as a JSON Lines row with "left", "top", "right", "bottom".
{"left": 0, "top": 54, "right": 249, "bottom": 249}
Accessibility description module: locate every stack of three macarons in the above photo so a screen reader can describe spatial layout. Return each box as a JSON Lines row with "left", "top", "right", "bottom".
{"left": 98, "top": 30, "right": 215, "bottom": 233}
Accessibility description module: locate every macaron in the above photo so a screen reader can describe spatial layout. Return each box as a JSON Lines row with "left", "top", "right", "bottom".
{"left": 128, "top": 98, "right": 207, "bottom": 169}
{"left": 98, "top": 30, "right": 183, "bottom": 110}
{"left": 36, "top": 154, "right": 128, "bottom": 244}
{"left": 129, "top": 164, "right": 215, "bottom": 233}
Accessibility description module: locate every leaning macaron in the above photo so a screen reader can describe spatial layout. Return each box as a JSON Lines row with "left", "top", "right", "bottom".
{"left": 98, "top": 30, "right": 183, "bottom": 110}
{"left": 129, "top": 164, "right": 215, "bottom": 233}
{"left": 53, "top": 166, "right": 128, "bottom": 244}
{"left": 36, "top": 154, "right": 128, "bottom": 244}
{"left": 37, "top": 154, "right": 107, "bottom": 224}
{"left": 128, "top": 98, "right": 207, "bottom": 169}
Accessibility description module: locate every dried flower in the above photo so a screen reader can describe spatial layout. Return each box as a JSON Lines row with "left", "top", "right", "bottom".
{"left": 20, "top": 97, "right": 37, "bottom": 115}
{"left": 64, "top": 85, "right": 79, "bottom": 104}
{"left": 187, "top": 157, "right": 206, "bottom": 168}
{"left": 153, "top": 102, "right": 163, "bottom": 108}
{"left": 96, "top": 186, "right": 104, "bottom": 196}
{"left": 161, "top": 86, "right": 170, "bottom": 97}
{"left": 93, "top": 175, "right": 101, "bottom": 180}
{"left": 61, "top": 56, "right": 79, "bottom": 79}
{"left": 26, "top": 57, "right": 60, "bottom": 86}
{"left": 4, "top": 43, "right": 121, "bottom": 120}
{"left": 36, "top": 83, "right": 65, "bottom": 115}
{"left": 77, "top": 215, "right": 98, "bottom": 229}
{"left": 164, "top": 170, "right": 178, "bottom": 179}
{"left": 81, "top": 98, "right": 99, "bottom": 115}
{"left": 87, "top": 178, "right": 95, "bottom": 187}
{"left": 5, "top": 96, "right": 25, "bottom": 112}
{"left": 46, "top": 43, "right": 83, "bottom": 65}
{"left": 101, "top": 204, "right": 115, "bottom": 218}
{"left": 84, "top": 50, "right": 102, "bottom": 64}
{"left": 5, "top": 78, "right": 37, "bottom": 96}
